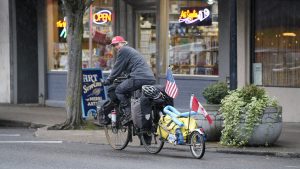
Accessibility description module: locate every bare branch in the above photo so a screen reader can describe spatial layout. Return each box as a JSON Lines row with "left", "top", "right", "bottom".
{"left": 84, "top": 0, "right": 94, "bottom": 11}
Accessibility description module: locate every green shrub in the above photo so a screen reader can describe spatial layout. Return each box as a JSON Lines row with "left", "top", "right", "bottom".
{"left": 202, "top": 82, "right": 229, "bottom": 104}
{"left": 220, "top": 84, "right": 278, "bottom": 146}
{"left": 240, "top": 84, "right": 266, "bottom": 103}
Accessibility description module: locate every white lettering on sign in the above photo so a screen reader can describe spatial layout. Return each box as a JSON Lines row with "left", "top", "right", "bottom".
{"left": 83, "top": 74, "right": 98, "bottom": 82}
{"left": 83, "top": 82, "right": 102, "bottom": 94}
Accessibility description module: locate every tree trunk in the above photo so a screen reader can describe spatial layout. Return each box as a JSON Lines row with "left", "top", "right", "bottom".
{"left": 49, "top": 0, "right": 86, "bottom": 130}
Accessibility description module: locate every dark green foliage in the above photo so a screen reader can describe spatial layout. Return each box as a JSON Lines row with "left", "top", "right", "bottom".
{"left": 203, "top": 82, "right": 229, "bottom": 104}
{"left": 240, "top": 84, "right": 266, "bottom": 103}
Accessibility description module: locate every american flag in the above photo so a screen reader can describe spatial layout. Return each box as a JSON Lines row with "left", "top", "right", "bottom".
{"left": 165, "top": 68, "right": 178, "bottom": 99}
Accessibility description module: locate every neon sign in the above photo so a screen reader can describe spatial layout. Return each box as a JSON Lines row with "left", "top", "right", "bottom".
{"left": 93, "top": 10, "right": 112, "bottom": 25}
{"left": 178, "top": 7, "right": 212, "bottom": 26}
{"left": 56, "top": 17, "right": 67, "bottom": 38}
{"left": 56, "top": 20, "right": 66, "bottom": 28}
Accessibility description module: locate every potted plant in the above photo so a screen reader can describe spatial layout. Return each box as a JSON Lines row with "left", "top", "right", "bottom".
{"left": 196, "top": 82, "right": 229, "bottom": 141}
{"left": 220, "top": 84, "right": 282, "bottom": 146}
{"left": 202, "top": 82, "right": 229, "bottom": 105}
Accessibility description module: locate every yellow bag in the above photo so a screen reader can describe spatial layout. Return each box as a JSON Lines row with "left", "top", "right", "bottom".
{"left": 157, "top": 115, "right": 198, "bottom": 140}
{"left": 179, "top": 117, "right": 197, "bottom": 140}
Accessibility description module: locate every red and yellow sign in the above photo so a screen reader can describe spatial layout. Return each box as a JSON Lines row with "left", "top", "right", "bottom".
{"left": 93, "top": 10, "right": 112, "bottom": 25}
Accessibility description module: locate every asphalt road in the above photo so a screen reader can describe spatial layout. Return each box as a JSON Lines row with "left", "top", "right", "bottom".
{"left": 0, "top": 128, "right": 299, "bottom": 169}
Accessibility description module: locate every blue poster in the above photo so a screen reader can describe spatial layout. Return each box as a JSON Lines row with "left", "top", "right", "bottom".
{"left": 81, "top": 68, "right": 106, "bottom": 119}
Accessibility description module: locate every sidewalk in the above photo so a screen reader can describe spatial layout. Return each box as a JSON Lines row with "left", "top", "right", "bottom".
{"left": 0, "top": 104, "right": 299, "bottom": 158}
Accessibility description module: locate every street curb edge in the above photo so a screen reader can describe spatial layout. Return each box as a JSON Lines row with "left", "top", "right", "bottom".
{"left": 0, "top": 119, "right": 45, "bottom": 129}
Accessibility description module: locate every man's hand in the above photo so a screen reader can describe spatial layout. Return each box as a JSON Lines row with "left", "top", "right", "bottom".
{"left": 102, "top": 79, "right": 112, "bottom": 86}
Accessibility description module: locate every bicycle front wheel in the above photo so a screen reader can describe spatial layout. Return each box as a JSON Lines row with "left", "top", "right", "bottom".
{"left": 104, "top": 123, "right": 131, "bottom": 150}
{"left": 189, "top": 131, "right": 205, "bottom": 159}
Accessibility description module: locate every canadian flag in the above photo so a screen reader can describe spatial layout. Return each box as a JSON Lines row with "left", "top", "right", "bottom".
{"left": 190, "top": 94, "right": 213, "bottom": 124}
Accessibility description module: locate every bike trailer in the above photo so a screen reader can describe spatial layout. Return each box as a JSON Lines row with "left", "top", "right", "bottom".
{"left": 157, "top": 114, "right": 198, "bottom": 141}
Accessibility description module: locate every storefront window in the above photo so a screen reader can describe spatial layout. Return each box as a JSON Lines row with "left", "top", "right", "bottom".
{"left": 47, "top": 0, "right": 114, "bottom": 71}
{"left": 168, "top": 0, "right": 218, "bottom": 75}
{"left": 137, "top": 13, "right": 157, "bottom": 76}
{"left": 253, "top": 0, "right": 300, "bottom": 87}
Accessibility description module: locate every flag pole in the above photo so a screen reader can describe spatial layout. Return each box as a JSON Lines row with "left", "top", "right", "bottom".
{"left": 187, "top": 94, "right": 193, "bottom": 143}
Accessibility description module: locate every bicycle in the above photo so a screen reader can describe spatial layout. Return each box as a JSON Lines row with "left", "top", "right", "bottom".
{"left": 98, "top": 77, "right": 170, "bottom": 151}
{"left": 98, "top": 78, "right": 205, "bottom": 159}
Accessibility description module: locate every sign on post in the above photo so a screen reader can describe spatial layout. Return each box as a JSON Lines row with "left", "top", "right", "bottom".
{"left": 81, "top": 68, "right": 106, "bottom": 119}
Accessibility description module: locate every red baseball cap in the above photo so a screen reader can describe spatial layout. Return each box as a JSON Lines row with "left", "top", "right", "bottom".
{"left": 110, "top": 36, "right": 126, "bottom": 45}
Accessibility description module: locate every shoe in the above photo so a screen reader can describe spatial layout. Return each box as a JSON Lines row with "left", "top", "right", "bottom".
{"left": 143, "top": 133, "right": 152, "bottom": 145}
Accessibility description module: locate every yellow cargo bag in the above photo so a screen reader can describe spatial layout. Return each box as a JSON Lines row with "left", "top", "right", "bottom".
{"left": 157, "top": 115, "right": 198, "bottom": 140}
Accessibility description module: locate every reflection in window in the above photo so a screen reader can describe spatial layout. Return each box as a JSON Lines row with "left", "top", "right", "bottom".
{"left": 253, "top": 0, "right": 300, "bottom": 87}
{"left": 137, "top": 13, "right": 157, "bottom": 76}
{"left": 47, "top": 0, "right": 114, "bottom": 71}
{"left": 168, "top": 0, "right": 219, "bottom": 75}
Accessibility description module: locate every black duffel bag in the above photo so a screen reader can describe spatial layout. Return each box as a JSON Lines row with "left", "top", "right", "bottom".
{"left": 131, "top": 93, "right": 152, "bottom": 130}
{"left": 97, "top": 99, "right": 114, "bottom": 125}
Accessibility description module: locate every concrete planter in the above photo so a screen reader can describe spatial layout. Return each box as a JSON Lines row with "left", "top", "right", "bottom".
{"left": 241, "top": 106, "right": 283, "bottom": 146}
{"left": 195, "top": 104, "right": 223, "bottom": 141}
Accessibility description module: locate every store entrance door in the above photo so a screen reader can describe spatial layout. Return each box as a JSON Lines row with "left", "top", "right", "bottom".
{"left": 136, "top": 12, "right": 157, "bottom": 76}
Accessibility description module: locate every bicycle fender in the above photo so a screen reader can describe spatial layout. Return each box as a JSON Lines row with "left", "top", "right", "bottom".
{"left": 192, "top": 128, "right": 205, "bottom": 135}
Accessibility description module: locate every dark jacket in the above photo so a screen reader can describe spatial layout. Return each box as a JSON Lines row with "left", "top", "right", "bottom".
{"left": 107, "top": 46, "right": 155, "bottom": 81}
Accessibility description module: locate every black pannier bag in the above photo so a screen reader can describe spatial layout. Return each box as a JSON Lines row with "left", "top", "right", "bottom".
{"left": 140, "top": 85, "right": 174, "bottom": 125}
{"left": 131, "top": 93, "right": 152, "bottom": 130}
{"left": 97, "top": 99, "right": 114, "bottom": 125}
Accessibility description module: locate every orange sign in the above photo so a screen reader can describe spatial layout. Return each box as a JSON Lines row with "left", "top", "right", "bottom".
{"left": 93, "top": 10, "right": 112, "bottom": 25}
{"left": 56, "top": 20, "right": 66, "bottom": 28}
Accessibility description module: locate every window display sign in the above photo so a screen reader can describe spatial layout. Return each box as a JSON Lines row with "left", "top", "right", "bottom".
{"left": 81, "top": 68, "right": 106, "bottom": 119}
{"left": 93, "top": 10, "right": 112, "bottom": 25}
{"left": 178, "top": 7, "right": 212, "bottom": 26}
{"left": 253, "top": 63, "right": 262, "bottom": 85}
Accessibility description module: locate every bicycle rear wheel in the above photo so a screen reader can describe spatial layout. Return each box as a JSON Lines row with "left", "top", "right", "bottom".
{"left": 104, "top": 123, "right": 131, "bottom": 150}
{"left": 141, "top": 109, "right": 164, "bottom": 154}
{"left": 189, "top": 131, "right": 205, "bottom": 159}
{"left": 141, "top": 129, "right": 164, "bottom": 154}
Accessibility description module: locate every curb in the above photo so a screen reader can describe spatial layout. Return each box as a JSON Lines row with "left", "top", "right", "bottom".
{"left": 0, "top": 119, "right": 45, "bottom": 129}
{"left": 215, "top": 149, "right": 300, "bottom": 158}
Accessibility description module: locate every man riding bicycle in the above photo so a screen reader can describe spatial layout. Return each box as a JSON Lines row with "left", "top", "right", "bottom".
{"left": 102, "top": 36, "right": 156, "bottom": 125}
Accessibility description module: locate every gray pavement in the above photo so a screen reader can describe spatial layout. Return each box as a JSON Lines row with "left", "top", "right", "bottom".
{"left": 0, "top": 103, "right": 299, "bottom": 158}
